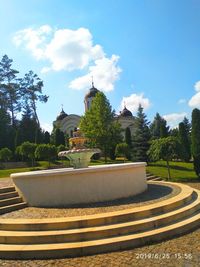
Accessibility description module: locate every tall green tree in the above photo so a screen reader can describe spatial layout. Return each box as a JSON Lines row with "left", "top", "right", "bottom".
{"left": 132, "top": 104, "right": 150, "bottom": 162}
{"left": 0, "top": 109, "right": 11, "bottom": 149}
{"left": 182, "top": 116, "right": 191, "bottom": 136}
{"left": 53, "top": 128, "right": 65, "bottom": 146}
{"left": 178, "top": 122, "right": 191, "bottom": 162}
{"left": 125, "top": 127, "right": 132, "bottom": 147}
{"left": 44, "top": 131, "right": 51, "bottom": 144}
{"left": 16, "top": 106, "right": 39, "bottom": 145}
{"left": 80, "top": 92, "right": 117, "bottom": 162}
{"left": 109, "top": 121, "right": 123, "bottom": 160}
{"left": 0, "top": 55, "right": 21, "bottom": 126}
{"left": 150, "top": 113, "right": 169, "bottom": 139}
{"left": 191, "top": 108, "right": 200, "bottom": 177}
{"left": 20, "top": 70, "right": 48, "bottom": 126}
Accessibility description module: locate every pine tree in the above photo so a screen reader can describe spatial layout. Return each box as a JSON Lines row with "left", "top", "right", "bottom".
{"left": 0, "top": 55, "right": 21, "bottom": 126}
{"left": 125, "top": 127, "right": 132, "bottom": 147}
{"left": 182, "top": 116, "right": 191, "bottom": 136}
{"left": 54, "top": 128, "right": 65, "bottom": 146}
{"left": 178, "top": 122, "right": 191, "bottom": 162}
{"left": 20, "top": 70, "right": 48, "bottom": 126}
{"left": 150, "top": 113, "right": 169, "bottom": 139}
{"left": 132, "top": 104, "right": 150, "bottom": 162}
{"left": 44, "top": 131, "right": 51, "bottom": 144}
{"left": 0, "top": 109, "right": 11, "bottom": 149}
{"left": 191, "top": 108, "right": 200, "bottom": 177}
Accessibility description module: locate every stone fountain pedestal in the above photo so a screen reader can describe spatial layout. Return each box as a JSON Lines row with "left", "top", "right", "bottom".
{"left": 11, "top": 162, "right": 147, "bottom": 207}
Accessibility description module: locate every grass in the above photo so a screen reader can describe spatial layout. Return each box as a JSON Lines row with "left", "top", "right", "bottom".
{"left": 1, "top": 159, "right": 197, "bottom": 182}
{"left": 0, "top": 160, "right": 71, "bottom": 179}
{"left": 147, "top": 160, "right": 199, "bottom": 182}
{"left": 0, "top": 158, "right": 129, "bottom": 179}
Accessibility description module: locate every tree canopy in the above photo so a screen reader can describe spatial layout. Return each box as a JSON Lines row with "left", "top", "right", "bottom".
{"left": 80, "top": 92, "right": 121, "bottom": 162}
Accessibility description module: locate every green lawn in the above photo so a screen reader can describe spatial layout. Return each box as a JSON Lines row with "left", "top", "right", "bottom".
{"left": 0, "top": 158, "right": 129, "bottom": 179}
{"left": 1, "top": 159, "right": 198, "bottom": 182}
{"left": 0, "top": 160, "right": 71, "bottom": 179}
{"left": 147, "top": 160, "right": 199, "bottom": 182}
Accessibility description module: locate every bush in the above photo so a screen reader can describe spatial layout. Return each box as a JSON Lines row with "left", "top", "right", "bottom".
{"left": 0, "top": 148, "right": 12, "bottom": 162}
{"left": 115, "top": 143, "right": 130, "bottom": 160}
{"left": 19, "top": 142, "right": 37, "bottom": 166}
{"left": 35, "top": 144, "right": 57, "bottom": 166}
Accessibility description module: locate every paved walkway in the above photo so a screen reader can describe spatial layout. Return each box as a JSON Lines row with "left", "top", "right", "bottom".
{"left": 0, "top": 179, "right": 199, "bottom": 266}
{"left": 0, "top": 177, "right": 13, "bottom": 188}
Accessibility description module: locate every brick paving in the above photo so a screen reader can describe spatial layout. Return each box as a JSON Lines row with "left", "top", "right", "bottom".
{"left": 0, "top": 178, "right": 199, "bottom": 266}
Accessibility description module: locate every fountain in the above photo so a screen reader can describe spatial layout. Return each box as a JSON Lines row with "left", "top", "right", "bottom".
{"left": 11, "top": 130, "right": 147, "bottom": 207}
{"left": 58, "top": 128, "right": 100, "bottom": 169}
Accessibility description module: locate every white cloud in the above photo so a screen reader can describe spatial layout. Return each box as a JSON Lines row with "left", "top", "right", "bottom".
{"left": 69, "top": 55, "right": 121, "bottom": 92}
{"left": 163, "top": 112, "right": 187, "bottom": 129}
{"left": 188, "top": 81, "right": 200, "bottom": 108}
{"left": 13, "top": 25, "right": 52, "bottom": 60}
{"left": 13, "top": 25, "right": 120, "bottom": 91}
{"left": 44, "top": 28, "right": 105, "bottom": 71}
{"left": 120, "top": 93, "right": 151, "bottom": 113}
{"left": 194, "top": 81, "right": 200, "bottom": 92}
{"left": 178, "top": 98, "right": 186, "bottom": 104}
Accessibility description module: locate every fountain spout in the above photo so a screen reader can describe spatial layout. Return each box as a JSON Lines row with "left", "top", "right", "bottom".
{"left": 58, "top": 129, "right": 100, "bottom": 169}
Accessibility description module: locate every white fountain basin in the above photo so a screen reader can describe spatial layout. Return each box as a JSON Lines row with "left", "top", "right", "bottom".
{"left": 11, "top": 162, "right": 147, "bottom": 207}
{"left": 58, "top": 148, "right": 101, "bottom": 169}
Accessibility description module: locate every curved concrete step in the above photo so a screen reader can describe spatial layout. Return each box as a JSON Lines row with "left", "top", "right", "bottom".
{"left": 0, "top": 191, "right": 18, "bottom": 201}
{"left": 0, "top": 210, "right": 200, "bottom": 259}
{"left": 0, "top": 197, "right": 23, "bottom": 207}
{"left": 0, "top": 182, "right": 194, "bottom": 231}
{"left": 0, "top": 186, "right": 15, "bottom": 194}
{"left": 0, "top": 202, "right": 27, "bottom": 215}
{"left": 0, "top": 190, "right": 200, "bottom": 245}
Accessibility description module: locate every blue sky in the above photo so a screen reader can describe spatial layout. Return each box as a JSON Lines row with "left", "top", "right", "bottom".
{"left": 1, "top": 0, "right": 200, "bottom": 131}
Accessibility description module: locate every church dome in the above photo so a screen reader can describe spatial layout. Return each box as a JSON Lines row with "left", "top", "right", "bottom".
{"left": 119, "top": 107, "right": 133, "bottom": 117}
{"left": 56, "top": 108, "right": 68, "bottom": 121}
{"left": 84, "top": 83, "right": 99, "bottom": 100}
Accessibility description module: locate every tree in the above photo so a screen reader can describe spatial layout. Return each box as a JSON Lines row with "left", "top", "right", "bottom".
{"left": 35, "top": 144, "right": 57, "bottom": 167}
{"left": 0, "top": 148, "right": 12, "bottom": 162}
{"left": 20, "top": 142, "right": 37, "bottom": 166}
{"left": 17, "top": 107, "right": 39, "bottom": 144}
{"left": 0, "top": 108, "right": 11, "bottom": 149}
{"left": 115, "top": 143, "right": 130, "bottom": 161}
{"left": 53, "top": 128, "right": 65, "bottom": 146}
{"left": 80, "top": 92, "right": 116, "bottom": 162}
{"left": 0, "top": 55, "right": 21, "bottom": 126}
{"left": 178, "top": 122, "right": 191, "bottom": 162}
{"left": 132, "top": 104, "right": 150, "bottom": 162}
{"left": 191, "top": 108, "right": 200, "bottom": 177}
{"left": 44, "top": 131, "right": 50, "bottom": 144}
{"left": 150, "top": 113, "right": 169, "bottom": 139}
{"left": 148, "top": 136, "right": 180, "bottom": 180}
{"left": 125, "top": 127, "right": 132, "bottom": 147}
{"left": 20, "top": 70, "right": 48, "bottom": 126}
{"left": 182, "top": 116, "right": 191, "bottom": 136}
{"left": 109, "top": 121, "right": 123, "bottom": 160}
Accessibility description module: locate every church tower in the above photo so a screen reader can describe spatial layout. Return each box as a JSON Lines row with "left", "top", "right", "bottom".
{"left": 84, "top": 81, "right": 99, "bottom": 112}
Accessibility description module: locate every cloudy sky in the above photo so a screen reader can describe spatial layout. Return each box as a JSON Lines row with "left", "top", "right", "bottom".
{"left": 1, "top": 0, "right": 200, "bottom": 131}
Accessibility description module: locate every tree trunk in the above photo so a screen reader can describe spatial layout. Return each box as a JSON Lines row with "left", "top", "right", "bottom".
{"left": 166, "top": 160, "right": 171, "bottom": 180}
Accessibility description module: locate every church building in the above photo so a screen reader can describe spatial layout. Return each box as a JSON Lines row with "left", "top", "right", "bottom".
{"left": 53, "top": 83, "right": 136, "bottom": 137}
